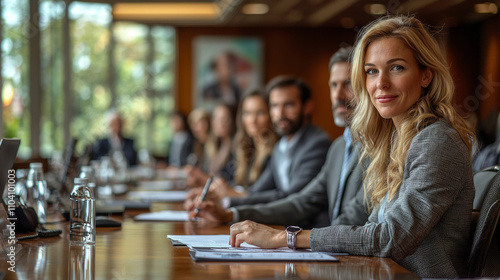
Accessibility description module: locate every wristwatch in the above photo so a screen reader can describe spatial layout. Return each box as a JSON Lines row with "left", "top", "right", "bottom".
{"left": 285, "top": 226, "right": 302, "bottom": 250}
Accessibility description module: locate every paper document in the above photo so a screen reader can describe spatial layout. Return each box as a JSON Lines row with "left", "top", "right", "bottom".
{"left": 135, "top": 210, "right": 189, "bottom": 221}
{"left": 189, "top": 247, "right": 339, "bottom": 262}
{"left": 167, "top": 235, "right": 257, "bottom": 248}
{"left": 156, "top": 169, "right": 188, "bottom": 180}
{"left": 137, "top": 180, "right": 177, "bottom": 191}
{"left": 127, "top": 190, "right": 188, "bottom": 202}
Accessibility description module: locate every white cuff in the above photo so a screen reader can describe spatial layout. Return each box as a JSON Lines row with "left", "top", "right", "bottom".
{"left": 221, "top": 196, "right": 231, "bottom": 208}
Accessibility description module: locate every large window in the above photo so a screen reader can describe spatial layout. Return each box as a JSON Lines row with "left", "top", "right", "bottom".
{"left": 2, "top": 0, "right": 30, "bottom": 157}
{"left": 1, "top": 0, "right": 176, "bottom": 158}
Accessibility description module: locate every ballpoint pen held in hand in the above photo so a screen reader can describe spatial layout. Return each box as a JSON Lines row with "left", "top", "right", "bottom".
{"left": 193, "top": 175, "right": 214, "bottom": 218}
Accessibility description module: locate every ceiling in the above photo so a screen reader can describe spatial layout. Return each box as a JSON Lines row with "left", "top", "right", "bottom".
{"left": 78, "top": 0, "right": 500, "bottom": 27}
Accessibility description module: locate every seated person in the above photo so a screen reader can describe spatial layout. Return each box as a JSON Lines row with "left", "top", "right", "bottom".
{"left": 187, "top": 76, "right": 331, "bottom": 207}
{"left": 233, "top": 89, "right": 278, "bottom": 189}
{"left": 186, "top": 47, "right": 369, "bottom": 229}
{"left": 166, "top": 111, "right": 194, "bottom": 167}
{"left": 212, "top": 89, "right": 279, "bottom": 197}
{"left": 92, "top": 111, "right": 137, "bottom": 166}
{"left": 225, "top": 16, "right": 476, "bottom": 279}
{"left": 472, "top": 140, "right": 500, "bottom": 171}
{"left": 187, "top": 104, "right": 237, "bottom": 185}
{"left": 187, "top": 108, "right": 211, "bottom": 168}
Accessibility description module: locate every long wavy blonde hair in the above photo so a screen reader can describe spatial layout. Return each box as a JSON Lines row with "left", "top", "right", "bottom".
{"left": 350, "top": 15, "right": 475, "bottom": 209}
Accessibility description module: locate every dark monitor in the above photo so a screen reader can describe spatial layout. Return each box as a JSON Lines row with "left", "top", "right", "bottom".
{"left": 0, "top": 139, "right": 21, "bottom": 200}
{"left": 0, "top": 139, "right": 21, "bottom": 257}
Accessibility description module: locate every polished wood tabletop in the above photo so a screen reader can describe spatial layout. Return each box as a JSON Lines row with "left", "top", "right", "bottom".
{"left": 1, "top": 202, "right": 420, "bottom": 280}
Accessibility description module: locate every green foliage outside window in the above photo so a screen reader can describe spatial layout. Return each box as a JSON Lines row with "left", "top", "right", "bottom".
{"left": 2, "top": 0, "right": 175, "bottom": 158}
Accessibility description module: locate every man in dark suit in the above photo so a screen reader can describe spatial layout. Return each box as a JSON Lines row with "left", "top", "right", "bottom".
{"left": 92, "top": 112, "right": 137, "bottom": 166}
{"left": 190, "top": 48, "right": 369, "bottom": 228}
{"left": 167, "top": 111, "right": 194, "bottom": 167}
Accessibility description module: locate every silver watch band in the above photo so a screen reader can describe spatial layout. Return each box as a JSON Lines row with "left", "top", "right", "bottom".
{"left": 286, "top": 226, "right": 302, "bottom": 250}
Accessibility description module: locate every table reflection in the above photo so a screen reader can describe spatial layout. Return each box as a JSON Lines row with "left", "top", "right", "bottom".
{"left": 68, "top": 243, "right": 95, "bottom": 280}
{"left": 13, "top": 245, "right": 46, "bottom": 280}
{"left": 2, "top": 205, "right": 419, "bottom": 279}
{"left": 307, "top": 258, "right": 396, "bottom": 280}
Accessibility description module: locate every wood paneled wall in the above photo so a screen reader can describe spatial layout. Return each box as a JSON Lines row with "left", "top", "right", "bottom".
{"left": 175, "top": 17, "right": 500, "bottom": 141}
{"left": 176, "top": 26, "right": 357, "bottom": 140}
{"left": 479, "top": 17, "right": 500, "bottom": 125}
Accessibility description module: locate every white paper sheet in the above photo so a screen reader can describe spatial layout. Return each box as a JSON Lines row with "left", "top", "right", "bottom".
{"left": 167, "top": 234, "right": 257, "bottom": 248}
{"left": 127, "top": 190, "right": 188, "bottom": 202}
{"left": 134, "top": 210, "right": 189, "bottom": 221}
{"left": 137, "top": 180, "right": 176, "bottom": 191}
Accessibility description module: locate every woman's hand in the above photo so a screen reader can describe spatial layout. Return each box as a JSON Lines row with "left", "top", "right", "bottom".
{"left": 229, "top": 220, "right": 287, "bottom": 249}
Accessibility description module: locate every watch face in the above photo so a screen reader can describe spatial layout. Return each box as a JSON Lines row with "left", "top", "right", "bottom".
{"left": 286, "top": 226, "right": 302, "bottom": 233}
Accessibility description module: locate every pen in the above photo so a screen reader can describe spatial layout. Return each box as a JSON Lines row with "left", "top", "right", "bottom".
{"left": 193, "top": 175, "right": 214, "bottom": 218}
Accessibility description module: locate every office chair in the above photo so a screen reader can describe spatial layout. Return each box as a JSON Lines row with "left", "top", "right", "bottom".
{"left": 468, "top": 166, "right": 500, "bottom": 277}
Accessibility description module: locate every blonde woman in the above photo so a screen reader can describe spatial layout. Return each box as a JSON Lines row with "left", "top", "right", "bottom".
{"left": 227, "top": 16, "right": 475, "bottom": 279}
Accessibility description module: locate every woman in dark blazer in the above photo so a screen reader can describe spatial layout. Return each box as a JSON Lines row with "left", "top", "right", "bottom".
{"left": 228, "top": 15, "right": 476, "bottom": 279}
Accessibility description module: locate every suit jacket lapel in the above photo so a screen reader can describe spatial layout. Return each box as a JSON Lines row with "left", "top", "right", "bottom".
{"left": 343, "top": 145, "right": 360, "bottom": 184}
{"left": 287, "top": 124, "right": 309, "bottom": 173}
{"left": 328, "top": 138, "right": 346, "bottom": 216}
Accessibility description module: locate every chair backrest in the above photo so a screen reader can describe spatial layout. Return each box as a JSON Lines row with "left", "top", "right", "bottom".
{"left": 473, "top": 165, "right": 500, "bottom": 209}
{"left": 468, "top": 167, "right": 500, "bottom": 277}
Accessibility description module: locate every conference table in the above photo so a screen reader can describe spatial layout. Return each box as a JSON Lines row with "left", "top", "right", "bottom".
{"left": 3, "top": 200, "right": 420, "bottom": 279}
{"left": 3, "top": 204, "right": 420, "bottom": 279}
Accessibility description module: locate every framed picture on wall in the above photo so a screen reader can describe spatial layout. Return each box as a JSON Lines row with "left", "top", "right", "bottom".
{"left": 193, "top": 36, "right": 264, "bottom": 110}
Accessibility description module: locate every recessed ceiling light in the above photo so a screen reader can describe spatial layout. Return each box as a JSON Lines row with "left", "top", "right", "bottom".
{"left": 113, "top": 3, "right": 220, "bottom": 21}
{"left": 364, "top": 4, "right": 387, "bottom": 15}
{"left": 474, "top": 2, "right": 498, "bottom": 14}
{"left": 242, "top": 3, "right": 269, "bottom": 15}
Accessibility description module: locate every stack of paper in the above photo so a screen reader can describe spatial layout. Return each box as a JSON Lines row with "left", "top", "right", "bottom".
{"left": 189, "top": 247, "right": 339, "bottom": 261}
{"left": 167, "top": 234, "right": 340, "bottom": 262}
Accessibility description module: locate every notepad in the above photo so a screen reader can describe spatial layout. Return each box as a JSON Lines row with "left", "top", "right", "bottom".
{"left": 189, "top": 247, "right": 339, "bottom": 262}
{"left": 127, "top": 191, "right": 188, "bottom": 202}
{"left": 134, "top": 210, "right": 189, "bottom": 221}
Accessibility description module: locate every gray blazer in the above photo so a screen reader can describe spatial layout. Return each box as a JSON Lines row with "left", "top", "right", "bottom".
{"left": 310, "top": 121, "right": 474, "bottom": 279}
{"left": 235, "top": 133, "right": 369, "bottom": 227}
{"left": 230, "top": 124, "right": 331, "bottom": 207}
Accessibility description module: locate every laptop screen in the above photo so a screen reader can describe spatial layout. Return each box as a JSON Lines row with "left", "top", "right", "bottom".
{"left": 0, "top": 139, "right": 21, "bottom": 200}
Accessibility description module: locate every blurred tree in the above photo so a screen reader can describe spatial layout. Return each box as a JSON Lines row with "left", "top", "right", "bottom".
{"left": 2, "top": 0, "right": 175, "bottom": 158}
